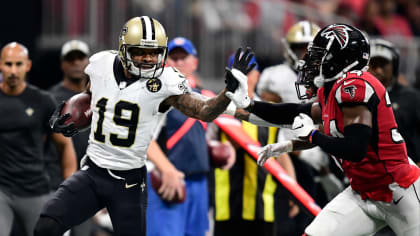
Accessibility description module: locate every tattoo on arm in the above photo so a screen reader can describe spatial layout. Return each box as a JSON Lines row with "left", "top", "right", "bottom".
{"left": 234, "top": 109, "right": 250, "bottom": 121}
{"left": 164, "top": 89, "right": 231, "bottom": 122}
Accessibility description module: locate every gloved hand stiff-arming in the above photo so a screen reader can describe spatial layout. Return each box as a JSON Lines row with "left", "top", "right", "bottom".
{"left": 292, "top": 113, "right": 316, "bottom": 141}
{"left": 225, "top": 69, "right": 251, "bottom": 108}
{"left": 224, "top": 47, "right": 256, "bottom": 108}
{"left": 225, "top": 47, "right": 256, "bottom": 92}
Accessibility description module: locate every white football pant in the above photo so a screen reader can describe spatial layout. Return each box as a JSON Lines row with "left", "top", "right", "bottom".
{"left": 305, "top": 176, "right": 420, "bottom": 236}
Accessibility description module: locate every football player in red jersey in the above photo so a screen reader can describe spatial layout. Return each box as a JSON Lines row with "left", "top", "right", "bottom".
{"left": 227, "top": 24, "right": 420, "bottom": 236}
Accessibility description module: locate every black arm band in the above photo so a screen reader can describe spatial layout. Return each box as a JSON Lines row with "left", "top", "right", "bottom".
{"left": 312, "top": 124, "right": 372, "bottom": 162}
{"left": 248, "top": 101, "right": 313, "bottom": 125}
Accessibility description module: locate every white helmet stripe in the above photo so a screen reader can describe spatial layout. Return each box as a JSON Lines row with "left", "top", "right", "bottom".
{"left": 142, "top": 16, "right": 153, "bottom": 41}
{"left": 303, "top": 21, "right": 310, "bottom": 37}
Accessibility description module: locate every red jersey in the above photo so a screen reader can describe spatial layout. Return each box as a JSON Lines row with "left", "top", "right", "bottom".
{"left": 317, "top": 70, "right": 420, "bottom": 202}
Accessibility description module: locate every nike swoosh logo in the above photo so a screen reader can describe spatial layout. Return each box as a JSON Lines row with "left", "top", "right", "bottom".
{"left": 393, "top": 196, "right": 403, "bottom": 205}
{"left": 293, "top": 124, "right": 304, "bottom": 130}
{"left": 125, "top": 183, "right": 138, "bottom": 189}
{"left": 343, "top": 80, "right": 355, "bottom": 85}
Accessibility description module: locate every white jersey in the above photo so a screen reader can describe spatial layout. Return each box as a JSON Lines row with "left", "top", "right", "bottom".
{"left": 256, "top": 64, "right": 299, "bottom": 103}
{"left": 84, "top": 51, "right": 190, "bottom": 170}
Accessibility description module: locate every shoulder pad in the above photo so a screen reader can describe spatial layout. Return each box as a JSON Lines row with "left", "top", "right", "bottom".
{"left": 85, "top": 51, "right": 115, "bottom": 76}
{"left": 160, "top": 67, "right": 192, "bottom": 96}
{"left": 347, "top": 70, "right": 366, "bottom": 79}
{"left": 335, "top": 70, "right": 366, "bottom": 85}
{"left": 335, "top": 78, "right": 375, "bottom": 104}
{"left": 89, "top": 50, "right": 115, "bottom": 63}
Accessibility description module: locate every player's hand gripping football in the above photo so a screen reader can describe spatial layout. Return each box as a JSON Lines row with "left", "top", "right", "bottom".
{"left": 292, "top": 113, "right": 315, "bottom": 141}
{"left": 257, "top": 141, "right": 293, "bottom": 166}
{"left": 225, "top": 47, "right": 256, "bottom": 108}
{"left": 49, "top": 102, "right": 78, "bottom": 137}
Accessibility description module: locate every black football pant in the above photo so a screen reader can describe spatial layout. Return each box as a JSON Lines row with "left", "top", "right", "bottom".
{"left": 38, "top": 157, "right": 147, "bottom": 236}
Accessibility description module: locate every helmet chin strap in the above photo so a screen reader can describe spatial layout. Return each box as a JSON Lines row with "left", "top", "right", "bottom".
{"left": 314, "top": 60, "right": 360, "bottom": 88}
{"left": 129, "top": 64, "right": 162, "bottom": 79}
{"left": 313, "top": 49, "right": 329, "bottom": 88}
{"left": 314, "top": 75, "right": 325, "bottom": 88}
{"left": 126, "top": 53, "right": 165, "bottom": 79}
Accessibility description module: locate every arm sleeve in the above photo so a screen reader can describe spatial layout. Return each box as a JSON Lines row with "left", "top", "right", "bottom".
{"left": 247, "top": 113, "right": 292, "bottom": 128}
{"left": 165, "top": 67, "right": 192, "bottom": 96}
{"left": 248, "top": 101, "right": 313, "bottom": 125}
{"left": 84, "top": 51, "right": 110, "bottom": 76}
{"left": 312, "top": 124, "right": 371, "bottom": 162}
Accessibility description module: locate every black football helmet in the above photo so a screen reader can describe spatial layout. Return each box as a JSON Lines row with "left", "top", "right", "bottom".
{"left": 296, "top": 24, "right": 370, "bottom": 99}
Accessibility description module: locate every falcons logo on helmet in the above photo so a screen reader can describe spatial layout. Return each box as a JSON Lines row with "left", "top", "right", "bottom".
{"left": 321, "top": 25, "right": 353, "bottom": 49}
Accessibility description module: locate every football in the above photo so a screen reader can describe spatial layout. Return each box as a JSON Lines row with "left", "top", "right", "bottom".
{"left": 61, "top": 93, "right": 92, "bottom": 131}
{"left": 208, "top": 140, "right": 232, "bottom": 168}
{"left": 150, "top": 168, "right": 186, "bottom": 203}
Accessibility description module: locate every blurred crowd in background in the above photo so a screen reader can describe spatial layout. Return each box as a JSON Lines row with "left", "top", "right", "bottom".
{"left": 1, "top": 0, "right": 420, "bottom": 92}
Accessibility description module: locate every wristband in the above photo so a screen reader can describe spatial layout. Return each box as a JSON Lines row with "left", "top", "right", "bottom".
{"left": 309, "top": 129, "right": 318, "bottom": 143}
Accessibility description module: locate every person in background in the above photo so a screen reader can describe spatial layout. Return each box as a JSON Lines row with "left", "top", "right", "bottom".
{"left": 208, "top": 53, "right": 297, "bottom": 236}
{"left": 45, "top": 39, "right": 93, "bottom": 236}
{"left": 166, "top": 37, "right": 201, "bottom": 89}
{"left": 146, "top": 37, "right": 231, "bottom": 236}
{"left": 257, "top": 21, "right": 319, "bottom": 103}
{"left": 368, "top": 38, "right": 420, "bottom": 167}
{"left": 0, "top": 42, "right": 77, "bottom": 236}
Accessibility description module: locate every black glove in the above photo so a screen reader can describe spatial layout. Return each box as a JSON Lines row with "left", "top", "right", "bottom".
{"left": 232, "top": 47, "right": 257, "bottom": 74}
{"left": 225, "top": 47, "right": 257, "bottom": 92}
{"left": 225, "top": 68, "right": 238, "bottom": 93}
{"left": 49, "top": 101, "right": 78, "bottom": 137}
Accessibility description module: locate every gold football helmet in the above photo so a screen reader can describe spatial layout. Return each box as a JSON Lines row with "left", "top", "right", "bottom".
{"left": 282, "top": 21, "right": 320, "bottom": 70}
{"left": 118, "top": 16, "right": 168, "bottom": 78}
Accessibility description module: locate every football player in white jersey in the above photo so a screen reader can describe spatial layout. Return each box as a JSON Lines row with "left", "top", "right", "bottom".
{"left": 34, "top": 16, "right": 255, "bottom": 236}
{"left": 257, "top": 21, "right": 319, "bottom": 102}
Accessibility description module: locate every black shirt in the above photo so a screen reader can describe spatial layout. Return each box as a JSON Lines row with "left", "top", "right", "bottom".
{"left": 45, "top": 83, "right": 90, "bottom": 190}
{"left": 389, "top": 83, "right": 420, "bottom": 163}
{"left": 0, "top": 84, "right": 56, "bottom": 196}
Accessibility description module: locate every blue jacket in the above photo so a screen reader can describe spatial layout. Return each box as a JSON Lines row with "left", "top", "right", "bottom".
{"left": 163, "top": 88, "right": 210, "bottom": 175}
